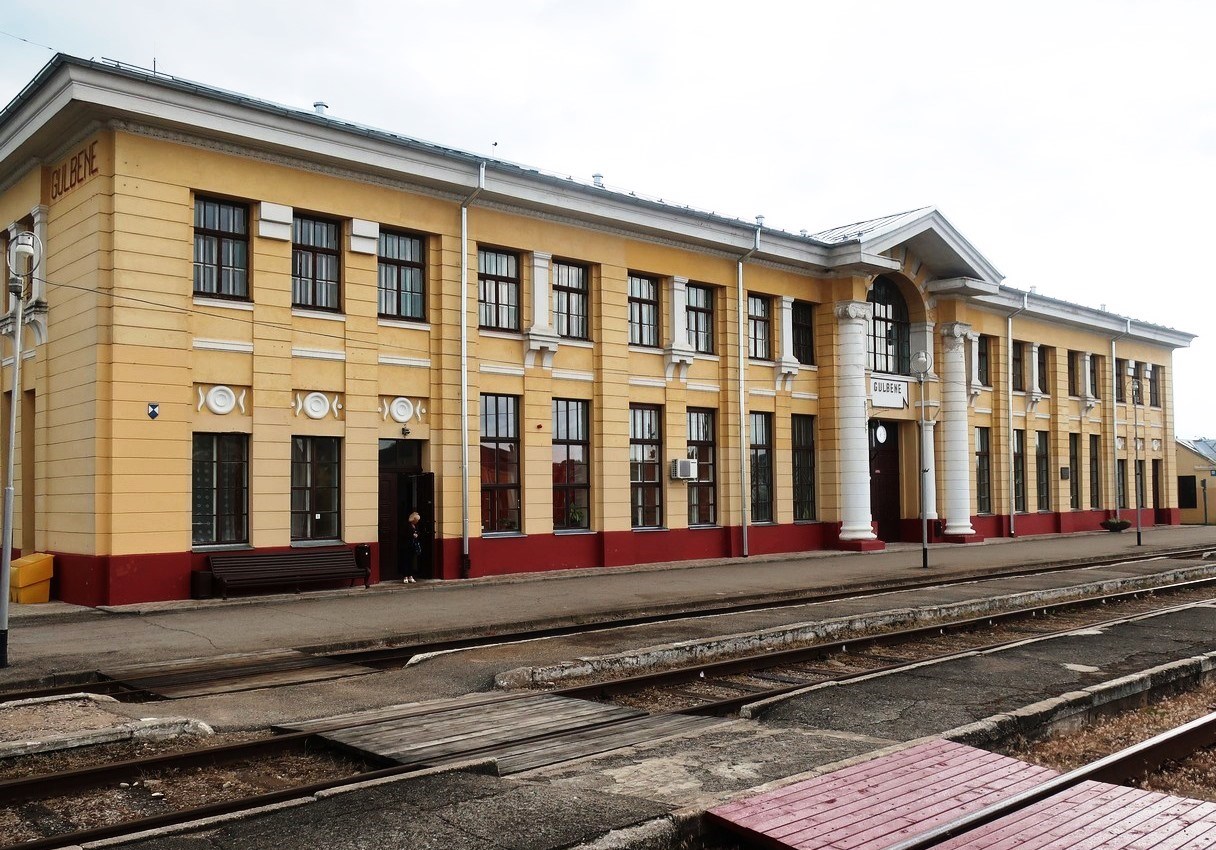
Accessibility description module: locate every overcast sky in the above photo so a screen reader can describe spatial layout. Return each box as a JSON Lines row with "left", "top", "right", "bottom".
{"left": 2, "top": 1, "right": 1212, "bottom": 434}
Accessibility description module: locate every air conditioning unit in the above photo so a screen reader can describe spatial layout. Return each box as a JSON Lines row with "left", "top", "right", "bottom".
{"left": 670, "top": 458, "right": 697, "bottom": 480}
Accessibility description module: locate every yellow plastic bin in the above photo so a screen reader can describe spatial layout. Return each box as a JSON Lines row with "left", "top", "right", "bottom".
{"left": 9, "top": 552, "right": 53, "bottom": 604}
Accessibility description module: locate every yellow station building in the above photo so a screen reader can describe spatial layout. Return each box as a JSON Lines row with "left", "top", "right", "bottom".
{"left": 0, "top": 56, "right": 1197, "bottom": 605}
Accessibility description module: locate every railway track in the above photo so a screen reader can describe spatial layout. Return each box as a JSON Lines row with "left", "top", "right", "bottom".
{"left": 4, "top": 545, "right": 1215, "bottom": 705}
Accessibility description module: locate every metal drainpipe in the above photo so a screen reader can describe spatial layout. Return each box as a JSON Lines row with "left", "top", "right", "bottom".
{"left": 1110, "top": 318, "right": 1131, "bottom": 519}
{"left": 459, "top": 162, "right": 486, "bottom": 578}
{"left": 1006, "top": 291, "right": 1028, "bottom": 537}
{"left": 736, "top": 225, "right": 761, "bottom": 557}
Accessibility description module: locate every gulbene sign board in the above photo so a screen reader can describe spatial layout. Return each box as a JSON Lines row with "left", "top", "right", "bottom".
{"left": 870, "top": 376, "right": 909, "bottom": 409}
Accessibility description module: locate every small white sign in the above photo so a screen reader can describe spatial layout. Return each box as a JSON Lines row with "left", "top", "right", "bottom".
{"left": 870, "top": 377, "right": 909, "bottom": 409}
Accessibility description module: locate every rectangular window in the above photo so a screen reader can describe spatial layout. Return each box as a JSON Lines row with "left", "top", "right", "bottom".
{"left": 1013, "top": 429, "right": 1027, "bottom": 513}
{"left": 1012, "top": 342, "right": 1025, "bottom": 392}
{"left": 687, "top": 408, "right": 716, "bottom": 525}
{"left": 481, "top": 394, "right": 521, "bottom": 532}
{"left": 553, "top": 261, "right": 589, "bottom": 340}
{"left": 792, "top": 300, "right": 815, "bottom": 365}
{"left": 1115, "top": 358, "right": 1127, "bottom": 402}
{"left": 478, "top": 249, "right": 520, "bottom": 331}
{"left": 628, "top": 274, "right": 659, "bottom": 347}
{"left": 290, "top": 436, "right": 341, "bottom": 541}
{"left": 1179, "top": 476, "right": 1198, "bottom": 510}
{"left": 1069, "top": 432, "right": 1081, "bottom": 509}
{"left": 750, "top": 412, "right": 774, "bottom": 523}
{"left": 1036, "top": 430, "right": 1051, "bottom": 511}
{"left": 792, "top": 414, "right": 817, "bottom": 521}
{"left": 1149, "top": 365, "right": 1162, "bottom": 407}
{"left": 378, "top": 230, "right": 425, "bottom": 320}
{"left": 976, "top": 336, "right": 991, "bottom": 387}
{"left": 292, "top": 215, "right": 340, "bottom": 310}
{"left": 1036, "top": 345, "right": 1050, "bottom": 395}
{"left": 975, "top": 426, "right": 992, "bottom": 514}
{"left": 748, "top": 294, "right": 772, "bottom": 360}
{"left": 1088, "top": 354, "right": 1101, "bottom": 399}
{"left": 552, "top": 398, "right": 590, "bottom": 530}
{"left": 193, "top": 198, "right": 248, "bottom": 299}
{"left": 1133, "top": 362, "right": 1145, "bottom": 404}
{"left": 1089, "top": 434, "right": 1101, "bottom": 509}
{"left": 1116, "top": 459, "right": 1127, "bottom": 509}
{"left": 192, "top": 433, "right": 248, "bottom": 545}
{"left": 686, "top": 284, "right": 714, "bottom": 354}
{"left": 1067, "top": 351, "right": 1080, "bottom": 397}
{"left": 629, "top": 404, "right": 663, "bottom": 528}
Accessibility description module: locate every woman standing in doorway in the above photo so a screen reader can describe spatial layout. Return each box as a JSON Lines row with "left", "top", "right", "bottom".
{"left": 403, "top": 511, "right": 422, "bottom": 583}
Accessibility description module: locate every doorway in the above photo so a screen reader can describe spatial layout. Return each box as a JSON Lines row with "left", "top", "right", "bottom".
{"left": 869, "top": 420, "right": 902, "bottom": 542}
{"left": 377, "top": 440, "right": 436, "bottom": 580}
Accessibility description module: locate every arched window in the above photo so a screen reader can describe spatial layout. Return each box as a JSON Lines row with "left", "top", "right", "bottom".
{"left": 867, "top": 277, "right": 910, "bottom": 375}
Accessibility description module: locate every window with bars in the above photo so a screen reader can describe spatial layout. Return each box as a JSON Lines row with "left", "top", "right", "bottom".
{"left": 1069, "top": 432, "right": 1081, "bottom": 509}
{"left": 747, "top": 294, "right": 772, "bottom": 360}
{"left": 1067, "top": 351, "right": 1081, "bottom": 397}
{"left": 378, "top": 230, "right": 425, "bottom": 320}
{"left": 793, "top": 301, "right": 815, "bottom": 365}
{"left": 552, "top": 398, "right": 590, "bottom": 530}
{"left": 1115, "top": 358, "right": 1127, "bottom": 402}
{"left": 976, "top": 336, "right": 991, "bottom": 386}
{"left": 867, "top": 277, "right": 910, "bottom": 375}
{"left": 975, "top": 427, "right": 992, "bottom": 514}
{"left": 481, "top": 394, "right": 521, "bottom": 532}
{"left": 1013, "top": 429, "right": 1027, "bottom": 513}
{"left": 1012, "top": 342, "right": 1025, "bottom": 392}
{"left": 291, "top": 436, "right": 341, "bottom": 541}
{"left": 193, "top": 198, "right": 248, "bottom": 300}
{"left": 292, "top": 215, "right": 340, "bottom": 310}
{"left": 1036, "top": 430, "right": 1051, "bottom": 511}
{"left": 687, "top": 408, "right": 716, "bottom": 525}
{"left": 750, "top": 412, "right": 774, "bottom": 523}
{"left": 478, "top": 249, "right": 520, "bottom": 331}
{"left": 192, "top": 433, "right": 248, "bottom": 545}
{"left": 1089, "top": 434, "right": 1101, "bottom": 509}
{"left": 686, "top": 284, "right": 714, "bottom": 354}
{"left": 792, "top": 414, "right": 817, "bottom": 521}
{"left": 553, "top": 262, "right": 589, "bottom": 340}
{"left": 630, "top": 405, "right": 663, "bottom": 528}
{"left": 628, "top": 274, "right": 659, "bottom": 347}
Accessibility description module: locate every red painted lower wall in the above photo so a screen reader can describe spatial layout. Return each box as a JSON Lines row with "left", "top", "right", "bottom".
{"left": 38, "top": 505, "right": 1184, "bottom": 606}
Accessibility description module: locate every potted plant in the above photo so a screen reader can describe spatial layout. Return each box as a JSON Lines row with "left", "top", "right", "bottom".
{"left": 1100, "top": 518, "right": 1131, "bottom": 532}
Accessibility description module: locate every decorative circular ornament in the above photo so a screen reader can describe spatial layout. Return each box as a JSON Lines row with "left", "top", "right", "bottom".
{"left": 205, "top": 385, "right": 237, "bottom": 415}
{"left": 303, "top": 392, "right": 331, "bottom": 420}
{"left": 389, "top": 397, "right": 415, "bottom": 424}
{"left": 874, "top": 424, "right": 888, "bottom": 444}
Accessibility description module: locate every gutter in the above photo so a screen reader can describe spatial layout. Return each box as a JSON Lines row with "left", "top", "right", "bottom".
{"left": 1006, "top": 292, "right": 1029, "bottom": 536}
{"left": 459, "top": 162, "right": 486, "bottom": 578}
{"left": 736, "top": 223, "right": 761, "bottom": 557}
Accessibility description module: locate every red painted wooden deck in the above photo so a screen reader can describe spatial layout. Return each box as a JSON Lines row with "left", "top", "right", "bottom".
{"left": 707, "top": 738, "right": 1216, "bottom": 849}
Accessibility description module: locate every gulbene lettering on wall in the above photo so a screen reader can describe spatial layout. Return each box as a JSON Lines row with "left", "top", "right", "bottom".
{"left": 49, "top": 141, "right": 99, "bottom": 201}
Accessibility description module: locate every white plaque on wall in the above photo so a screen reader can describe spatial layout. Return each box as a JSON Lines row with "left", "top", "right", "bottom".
{"left": 870, "top": 376, "right": 909, "bottom": 409}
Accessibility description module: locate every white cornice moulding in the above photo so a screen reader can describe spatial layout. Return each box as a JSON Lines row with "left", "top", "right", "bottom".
{"left": 377, "top": 318, "right": 431, "bottom": 331}
{"left": 350, "top": 218, "right": 378, "bottom": 254}
{"left": 291, "top": 308, "right": 346, "bottom": 323}
{"left": 258, "top": 202, "right": 292, "bottom": 241}
{"left": 628, "top": 377, "right": 666, "bottom": 388}
{"left": 552, "top": 369, "right": 594, "bottom": 382}
{"left": 193, "top": 296, "right": 254, "bottom": 312}
{"left": 480, "top": 363, "right": 526, "bottom": 377}
{"left": 292, "top": 346, "right": 346, "bottom": 361}
{"left": 193, "top": 338, "right": 254, "bottom": 353}
{"left": 378, "top": 354, "right": 431, "bottom": 368}
{"left": 749, "top": 388, "right": 777, "bottom": 397}
{"left": 687, "top": 383, "right": 721, "bottom": 394}
{"left": 790, "top": 392, "right": 819, "bottom": 401}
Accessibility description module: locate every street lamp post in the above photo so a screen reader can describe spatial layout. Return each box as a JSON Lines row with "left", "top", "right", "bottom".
{"left": 1, "top": 231, "right": 38, "bottom": 668}
{"left": 911, "top": 350, "right": 932, "bottom": 569}
{"left": 1128, "top": 362, "right": 1143, "bottom": 548}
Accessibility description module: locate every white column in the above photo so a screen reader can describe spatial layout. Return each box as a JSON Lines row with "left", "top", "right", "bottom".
{"left": 668, "top": 276, "right": 690, "bottom": 348}
{"left": 1030, "top": 342, "right": 1042, "bottom": 394}
{"left": 968, "top": 332, "right": 982, "bottom": 396}
{"left": 530, "top": 251, "right": 553, "bottom": 333}
{"left": 836, "top": 301, "right": 876, "bottom": 541}
{"left": 941, "top": 322, "right": 976, "bottom": 536}
{"left": 922, "top": 418, "right": 938, "bottom": 520}
{"left": 1083, "top": 352, "right": 1093, "bottom": 398}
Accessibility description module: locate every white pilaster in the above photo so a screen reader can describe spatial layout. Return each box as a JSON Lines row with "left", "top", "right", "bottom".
{"left": 775, "top": 295, "right": 800, "bottom": 390}
{"left": 836, "top": 301, "right": 876, "bottom": 541}
{"left": 967, "top": 332, "right": 982, "bottom": 401}
{"left": 664, "top": 276, "right": 695, "bottom": 380}
{"left": 525, "top": 251, "right": 560, "bottom": 368}
{"left": 941, "top": 322, "right": 976, "bottom": 536}
{"left": 922, "top": 418, "right": 938, "bottom": 520}
{"left": 1030, "top": 342, "right": 1042, "bottom": 394}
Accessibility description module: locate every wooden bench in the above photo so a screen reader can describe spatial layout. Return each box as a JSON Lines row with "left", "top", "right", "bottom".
{"left": 208, "top": 549, "right": 370, "bottom": 599}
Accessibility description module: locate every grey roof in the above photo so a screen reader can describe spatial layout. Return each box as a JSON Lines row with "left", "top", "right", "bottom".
{"left": 1180, "top": 438, "right": 1216, "bottom": 465}
{"left": 810, "top": 207, "right": 934, "bottom": 245}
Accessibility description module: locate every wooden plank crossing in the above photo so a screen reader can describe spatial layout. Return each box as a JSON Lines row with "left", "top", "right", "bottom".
{"left": 98, "top": 649, "right": 377, "bottom": 698}
{"left": 707, "top": 739, "right": 1060, "bottom": 850}
{"left": 288, "top": 693, "right": 728, "bottom": 775}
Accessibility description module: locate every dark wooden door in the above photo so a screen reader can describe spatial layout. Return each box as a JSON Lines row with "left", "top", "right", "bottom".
{"left": 869, "top": 420, "right": 902, "bottom": 542}
{"left": 378, "top": 472, "right": 404, "bottom": 580}
{"left": 404, "top": 472, "right": 437, "bottom": 579}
